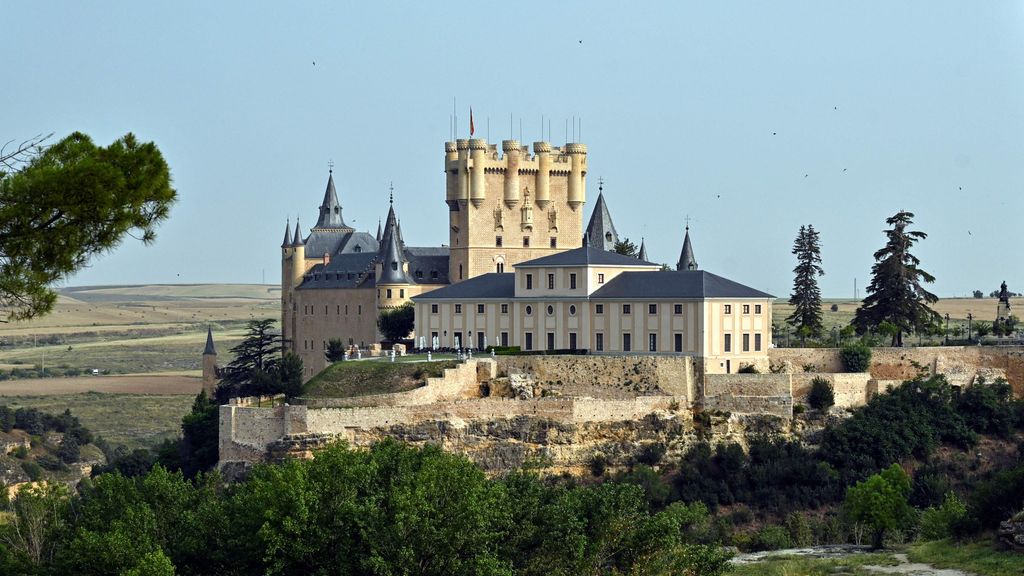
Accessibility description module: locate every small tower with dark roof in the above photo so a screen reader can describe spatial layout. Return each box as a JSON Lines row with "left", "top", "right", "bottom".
{"left": 377, "top": 197, "right": 411, "bottom": 287}
{"left": 676, "top": 226, "right": 698, "bottom": 271}
{"left": 637, "top": 238, "right": 648, "bottom": 262}
{"left": 313, "top": 170, "right": 351, "bottom": 230}
{"left": 201, "top": 327, "right": 218, "bottom": 396}
{"left": 584, "top": 179, "right": 619, "bottom": 251}
{"left": 376, "top": 219, "right": 382, "bottom": 243}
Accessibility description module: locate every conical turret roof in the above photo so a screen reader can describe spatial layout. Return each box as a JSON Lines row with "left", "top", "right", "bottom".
{"left": 292, "top": 218, "right": 304, "bottom": 247}
{"left": 584, "top": 185, "right": 619, "bottom": 251}
{"left": 203, "top": 327, "right": 216, "bottom": 355}
{"left": 637, "top": 238, "right": 648, "bottom": 261}
{"left": 314, "top": 172, "right": 348, "bottom": 229}
{"left": 376, "top": 219, "right": 382, "bottom": 243}
{"left": 676, "top": 227, "right": 697, "bottom": 271}
{"left": 377, "top": 202, "right": 411, "bottom": 284}
{"left": 281, "top": 220, "right": 292, "bottom": 248}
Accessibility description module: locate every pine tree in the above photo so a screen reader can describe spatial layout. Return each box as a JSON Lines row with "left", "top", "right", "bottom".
{"left": 787, "top": 225, "right": 825, "bottom": 337}
{"left": 216, "top": 318, "right": 282, "bottom": 400}
{"left": 853, "top": 210, "right": 940, "bottom": 346}
{"left": 613, "top": 238, "right": 637, "bottom": 257}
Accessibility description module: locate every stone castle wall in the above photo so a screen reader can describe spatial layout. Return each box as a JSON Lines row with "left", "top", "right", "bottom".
{"left": 494, "top": 355, "right": 696, "bottom": 401}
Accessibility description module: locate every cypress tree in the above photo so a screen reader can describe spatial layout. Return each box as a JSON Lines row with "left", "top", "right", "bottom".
{"left": 853, "top": 210, "right": 940, "bottom": 346}
{"left": 787, "top": 225, "right": 825, "bottom": 338}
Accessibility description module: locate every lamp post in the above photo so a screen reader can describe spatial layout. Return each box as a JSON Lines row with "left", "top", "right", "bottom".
{"left": 967, "top": 313, "right": 973, "bottom": 344}
{"left": 944, "top": 313, "right": 949, "bottom": 345}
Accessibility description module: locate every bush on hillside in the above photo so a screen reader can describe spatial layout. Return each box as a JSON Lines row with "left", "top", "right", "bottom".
{"left": 808, "top": 377, "right": 835, "bottom": 411}
{"left": 737, "top": 364, "right": 758, "bottom": 374}
{"left": 21, "top": 460, "right": 43, "bottom": 481}
{"left": 839, "top": 341, "right": 872, "bottom": 372}
{"left": 954, "top": 377, "right": 1017, "bottom": 437}
{"left": 919, "top": 492, "right": 967, "bottom": 541}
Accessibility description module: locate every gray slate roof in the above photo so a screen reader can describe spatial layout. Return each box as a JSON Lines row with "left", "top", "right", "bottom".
{"left": 677, "top": 228, "right": 697, "bottom": 271}
{"left": 590, "top": 270, "right": 774, "bottom": 299}
{"left": 297, "top": 247, "right": 450, "bottom": 290}
{"left": 412, "top": 273, "right": 515, "bottom": 301}
{"left": 515, "top": 246, "right": 658, "bottom": 268}
{"left": 303, "top": 230, "right": 379, "bottom": 260}
{"left": 584, "top": 191, "right": 619, "bottom": 251}
{"left": 314, "top": 173, "right": 350, "bottom": 229}
{"left": 637, "top": 238, "right": 648, "bottom": 261}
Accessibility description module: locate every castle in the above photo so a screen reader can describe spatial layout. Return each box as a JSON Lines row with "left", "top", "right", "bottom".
{"left": 281, "top": 137, "right": 768, "bottom": 378}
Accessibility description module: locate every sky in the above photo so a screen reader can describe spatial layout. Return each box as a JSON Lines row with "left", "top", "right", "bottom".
{"left": 4, "top": 2, "right": 1023, "bottom": 298}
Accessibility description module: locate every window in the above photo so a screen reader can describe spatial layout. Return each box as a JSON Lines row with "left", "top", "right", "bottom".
{"left": 324, "top": 305, "right": 328, "bottom": 314}
{"left": 416, "top": 270, "right": 423, "bottom": 278}
{"left": 569, "top": 332, "right": 577, "bottom": 350}
{"left": 550, "top": 237, "right": 557, "bottom": 248}
{"left": 431, "top": 304, "right": 438, "bottom": 314}
{"left": 570, "top": 273, "right": 577, "bottom": 289}
{"left": 500, "top": 332, "right": 509, "bottom": 346}
{"left": 526, "top": 274, "right": 533, "bottom": 289}
{"left": 546, "top": 305, "right": 554, "bottom": 316}
{"left": 595, "top": 304, "right": 604, "bottom": 314}
{"left": 455, "top": 304, "right": 462, "bottom": 313}
{"left": 391, "top": 261, "right": 398, "bottom": 271}
{"left": 336, "top": 305, "right": 340, "bottom": 314}
{"left": 724, "top": 333, "right": 732, "bottom": 352}
{"left": 743, "top": 304, "right": 750, "bottom": 314}
{"left": 724, "top": 305, "right": 732, "bottom": 314}
{"left": 755, "top": 333, "right": 762, "bottom": 352}
{"left": 674, "top": 333, "right": 683, "bottom": 352}
{"left": 431, "top": 270, "right": 439, "bottom": 279}
{"left": 569, "top": 305, "right": 576, "bottom": 316}
{"left": 477, "top": 304, "right": 485, "bottom": 313}
{"left": 623, "top": 304, "right": 631, "bottom": 314}
{"left": 345, "top": 305, "right": 349, "bottom": 314}
{"left": 546, "top": 332, "right": 555, "bottom": 350}
{"left": 496, "top": 262, "right": 504, "bottom": 273}
{"left": 495, "top": 236, "right": 503, "bottom": 247}
{"left": 358, "top": 305, "right": 362, "bottom": 314}
{"left": 755, "top": 304, "right": 762, "bottom": 314}
{"left": 386, "top": 289, "right": 392, "bottom": 299}
{"left": 623, "top": 333, "right": 632, "bottom": 352}
{"left": 595, "top": 332, "right": 604, "bottom": 352}
{"left": 547, "top": 274, "right": 554, "bottom": 289}
{"left": 598, "top": 273, "right": 605, "bottom": 284}
{"left": 525, "top": 332, "right": 533, "bottom": 350}
{"left": 742, "top": 333, "right": 750, "bottom": 352}
{"left": 459, "top": 265, "right": 463, "bottom": 279}
{"left": 525, "top": 305, "right": 533, "bottom": 315}
{"left": 674, "top": 304, "right": 683, "bottom": 315}
{"left": 400, "top": 289, "right": 404, "bottom": 298}
{"left": 648, "top": 304, "right": 657, "bottom": 315}
{"left": 501, "top": 304, "right": 508, "bottom": 314}
{"left": 649, "top": 333, "right": 657, "bottom": 352}
{"left": 523, "top": 236, "right": 530, "bottom": 247}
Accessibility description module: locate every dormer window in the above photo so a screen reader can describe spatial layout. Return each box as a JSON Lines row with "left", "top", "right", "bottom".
{"left": 605, "top": 232, "right": 612, "bottom": 242}
{"left": 354, "top": 246, "right": 361, "bottom": 253}
{"left": 391, "top": 262, "right": 398, "bottom": 271}
{"left": 415, "top": 270, "right": 423, "bottom": 278}
{"left": 431, "top": 270, "right": 439, "bottom": 279}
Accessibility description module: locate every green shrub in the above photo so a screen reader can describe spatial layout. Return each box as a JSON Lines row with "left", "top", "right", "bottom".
{"left": 21, "top": 460, "right": 43, "bottom": 481}
{"left": 785, "top": 512, "right": 813, "bottom": 547}
{"left": 751, "top": 525, "right": 792, "bottom": 551}
{"left": 839, "top": 341, "right": 872, "bottom": 372}
{"left": 58, "top": 435, "right": 81, "bottom": 463}
{"left": 919, "top": 492, "right": 966, "bottom": 541}
{"left": 37, "top": 454, "right": 66, "bottom": 471}
{"left": 793, "top": 403, "right": 806, "bottom": 415}
{"left": 738, "top": 364, "right": 758, "bottom": 374}
{"left": 808, "top": 377, "right": 835, "bottom": 411}
{"left": 589, "top": 453, "right": 608, "bottom": 477}
{"left": 636, "top": 442, "right": 667, "bottom": 466}
{"left": 12, "top": 445, "right": 28, "bottom": 459}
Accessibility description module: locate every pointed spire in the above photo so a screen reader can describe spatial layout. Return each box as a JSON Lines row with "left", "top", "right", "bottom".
{"left": 584, "top": 179, "right": 619, "bottom": 251}
{"left": 376, "top": 219, "right": 382, "bottom": 243}
{"left": 377, "top": 201, "right": 411, "bottom": 284}
{"left": 314, "top": 171, "right": 348, "bottom": 229}
{"left": 676, "top": 226, "right": 698, "bottom": 271}
{"left": 292, "top": 217, "right": 304, "bottom": 247}
{"left": 203, "top": 327, "right": 216, "bottom": 355}
{"left": 638, "top": 237, "right": 648, "bottom": 261}
{"left": 281, "top": 219, "right": 292, "bottom": 248}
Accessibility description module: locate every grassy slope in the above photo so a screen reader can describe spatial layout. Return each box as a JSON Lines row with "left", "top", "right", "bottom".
{"left": 908, "top": 539, "right": 1024, "bottom": 576}
{"left": 2, "top": 393, "right": 193, "bottom": 450}
{"left": 303, "top": 358, "right": 459, "bottom": 398}
{"left": 729, "top": 552, "right": 898, "bottom": 575}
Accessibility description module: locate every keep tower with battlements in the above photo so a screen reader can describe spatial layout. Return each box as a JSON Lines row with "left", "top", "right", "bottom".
{"left": 445, "top": 139, "right": 587, "bottom": 282}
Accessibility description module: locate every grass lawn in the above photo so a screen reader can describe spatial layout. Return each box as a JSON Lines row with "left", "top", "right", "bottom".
{"left": 729, "top": 552, "right": 898, "bottom": 575}
{"left": 908, "top": 538, "right": 1024, "bottom": 576}
{"left": 303, "top": 357, "right": 460, "bottom": 398}
{"left": 0, "top": 393, "right": 193, "bottom": 450}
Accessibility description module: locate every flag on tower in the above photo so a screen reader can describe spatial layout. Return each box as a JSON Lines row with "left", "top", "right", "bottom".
{"left": 470, "top": 107, "right": 475, "bottom": 136}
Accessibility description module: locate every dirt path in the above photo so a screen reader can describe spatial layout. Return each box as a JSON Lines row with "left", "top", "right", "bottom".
{"left": 0, "top": 374, "right": 201, "bottom": 396}
{"left": 863, "top": 553, "right": 974, "bottom": 576}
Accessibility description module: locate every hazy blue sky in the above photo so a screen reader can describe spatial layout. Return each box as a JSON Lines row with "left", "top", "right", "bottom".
{"left": 5, "top": 2, "right": 1023, "bottom": 298}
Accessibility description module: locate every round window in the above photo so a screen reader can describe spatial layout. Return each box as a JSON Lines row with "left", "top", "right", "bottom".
{"left": 525, "top": 305, "right": 533, "bottom": 315}
{"left": 547, "top": 305, "right": 554, "bottom": 315}
{"left": 569, "top": 305, "right": 577, "bottom": 315}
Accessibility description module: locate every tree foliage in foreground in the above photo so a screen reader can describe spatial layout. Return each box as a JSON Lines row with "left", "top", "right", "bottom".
{"left": 376, "top": 302, "right": 414, "bottom": 342}
{"left": 613, "top": 237, "right": 638, "bottom": 257}
{"left": 787, "top": 224, "right": 825, "bottom": 337}
{"left": 0, "top": 440, "right": 733, "bottom": 576}
{"left": 0, "top": 132, "right": 176, "bottom": 321}
{"left": 843, "top": 463, "right": 913, "bottom": 548}
{"left": 852, "top": 210, "right": 940, "bottom": 346}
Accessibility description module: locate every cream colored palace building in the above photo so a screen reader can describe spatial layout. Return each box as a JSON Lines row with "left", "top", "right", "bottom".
{"left": 282, "top": 135, "right": 773, "bottom": 377}
{"left": 412, "top": 245, "right": 774, "bottom": 374}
